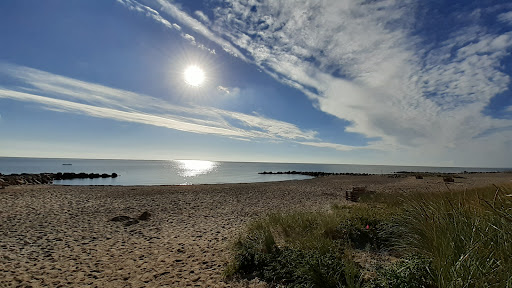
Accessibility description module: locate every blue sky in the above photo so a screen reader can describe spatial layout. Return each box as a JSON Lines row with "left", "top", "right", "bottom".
{"left": 0, "top": 0, "right": 511, "bottom": 167}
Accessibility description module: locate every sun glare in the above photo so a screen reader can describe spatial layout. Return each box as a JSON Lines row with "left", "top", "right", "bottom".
{"left": 184, "top": 65, "right": 205, "bottom": 87}
{"left": 175, "top": 160, "right": 217, "bottom": 177}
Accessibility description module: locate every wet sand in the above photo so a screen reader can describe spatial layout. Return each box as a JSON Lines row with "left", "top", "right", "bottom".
{"left": 1, "top": 173, "right": 510, "bottom": 287}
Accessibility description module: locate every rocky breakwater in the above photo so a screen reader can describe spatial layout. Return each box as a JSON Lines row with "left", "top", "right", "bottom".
{"left": 259, "top": 171, "right": 373, "bottom": 177}
{"left": 53, "top": 172, "right": 118, "bottom": 180}
{"left": 0, "top": 172, "right": 118, "bottom": 187}
{"left": 0, "top": 173, "right": 54, "bottom": 186}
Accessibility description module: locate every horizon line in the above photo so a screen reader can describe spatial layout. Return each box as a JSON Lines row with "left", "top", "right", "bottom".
{"left": 0, "top": 155, "right": 510, "bottom": 170}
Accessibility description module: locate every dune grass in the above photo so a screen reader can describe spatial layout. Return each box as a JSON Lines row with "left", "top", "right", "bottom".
{"left": 226, "top": 184, "right": 512, "bottom": 287}
{"left": 392, "top": 185, "right": 512, "bottom": 287}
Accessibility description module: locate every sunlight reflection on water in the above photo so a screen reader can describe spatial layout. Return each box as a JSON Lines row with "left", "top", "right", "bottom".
{"left": 175, "top": 160, "right": 218, "bottom": 177}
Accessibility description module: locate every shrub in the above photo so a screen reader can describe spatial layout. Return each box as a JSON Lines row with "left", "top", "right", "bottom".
{"left": 226, "top": 222, "right": 359, "bottom": 287}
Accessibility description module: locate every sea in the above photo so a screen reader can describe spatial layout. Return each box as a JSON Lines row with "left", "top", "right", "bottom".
{"left": 0, "top": 157, "right": 510, "bottom": 186}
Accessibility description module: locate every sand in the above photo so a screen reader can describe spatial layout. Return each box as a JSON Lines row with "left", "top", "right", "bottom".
{"left": 1, "top": 173, "right": 511, "bottom": 287}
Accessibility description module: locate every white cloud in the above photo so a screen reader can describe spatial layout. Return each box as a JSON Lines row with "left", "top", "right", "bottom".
{"left": 203, "top": 0, "right": 512, "bottom": 166}
{"left": 117, "top": 0, "right": 174, "bottom": 30}
{"left": 148, "top": 0, "right": 248, "bottom": 60}
{"left": 0, "top": 89, "right": 248, "bottom": 137}
{"left": 216, "top": 85, "right": 240, "bottom": 97}
{"left": 194, "top": 10, "right": 210, "bottom": 24}
{"left": 498, "top": 11, "right": 512, "bottom": 25}
{"left": 298, "top": 141, "right": 367, "bottom": 152}
{"left": 116, "top": 0, "right": 218, "bottom": 54}
{"left": 0, "top": 64, "right": 344, "bottom": 146}
{"left": 183, "top": 33, "right": 196, "bottom": 45}
{"left": 217, "top": 85, "right": 230, "bottom": 94}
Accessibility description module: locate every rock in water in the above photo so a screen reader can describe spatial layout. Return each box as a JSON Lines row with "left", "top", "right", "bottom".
{"left": 138, "top": 211, "right": 151, "bottom": 221}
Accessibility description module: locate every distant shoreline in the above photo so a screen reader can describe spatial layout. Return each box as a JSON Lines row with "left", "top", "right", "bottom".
{"left": 1, "top": 171, "right": 510, "bottom": 187}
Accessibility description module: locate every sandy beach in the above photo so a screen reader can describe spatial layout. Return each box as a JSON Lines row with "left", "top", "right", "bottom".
{"left": 1, "top": 173, "right": 511, "bottom": 287}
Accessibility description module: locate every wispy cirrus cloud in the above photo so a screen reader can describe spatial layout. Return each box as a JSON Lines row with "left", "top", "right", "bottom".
{"left": 116, "top": 0, "right": 217, "bottom": 54}
{"left": 0, "top": 64, "right": 343, "bottom": 146}
{"left": 298, "top": 141, "right": 366, "bottom": 152}
{"left": 0, "top": 89, "right": 247, "bottom": 137}
{"left": 194, "top": 10, "right": 210, "bottom": 25}
{"left": 498, "top": 11, "right": 512, "bottom": 25}
{"left": 123, "top": 0, "right": 247, "bottom": 59}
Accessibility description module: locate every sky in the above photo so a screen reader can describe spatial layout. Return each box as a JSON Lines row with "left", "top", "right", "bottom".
{"left": 0, "top": 0, "right": 511, "bottom": 167}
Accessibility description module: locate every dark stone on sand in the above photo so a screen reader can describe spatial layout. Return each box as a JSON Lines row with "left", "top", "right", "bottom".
{"left": 124, "top": 218, "right": 140, "bottom": 226}
{"left": 110, "top": 216, "right": 132, "bottom": 222}
{"left": 138, "top": 211, "right": 151, "bottom": 221}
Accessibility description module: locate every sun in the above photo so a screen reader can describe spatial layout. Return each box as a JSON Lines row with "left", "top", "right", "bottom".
{"left": 184, "top": 65, "right": 205, "bottom": 87}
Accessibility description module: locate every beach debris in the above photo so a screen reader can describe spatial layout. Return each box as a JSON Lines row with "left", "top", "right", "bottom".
{"left": 346, "top": 187, "right": 366, "bottom": 202}
{"left": 388, "top": 174, "right": 407, "bottom": 178}
{"left": 138, "top": 211, "right": 151, "bottom": 221}
{"left": 124, "top": 218, "right": 140, "bottom": 226}
{"left": 110, "top": 215, "right": 132, "bottom": 222}
{"left": 110, "top": 212, "right": 150, "bottom": 226}
{"left": 109, "top": 215, "right": 139, "bottom": 226}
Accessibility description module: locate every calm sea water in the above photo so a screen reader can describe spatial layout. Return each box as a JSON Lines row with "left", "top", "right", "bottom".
{"left": 0, "top": 157, "right": 509, "bottom": 186}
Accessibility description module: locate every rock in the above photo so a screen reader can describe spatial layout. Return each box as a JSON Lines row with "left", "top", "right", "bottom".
{"left": 124, "top": 219, "right": 139, "bottom": 226}
{"left": 110, "top": 216, "right": 132, "bottom": 222}
{"left": 138, "top": 211, "right": 151, "bottom": 221}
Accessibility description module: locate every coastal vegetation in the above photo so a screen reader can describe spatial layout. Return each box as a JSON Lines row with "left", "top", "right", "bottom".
{"left": 226, "top": 184, "right": 512, "bottom": 287}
